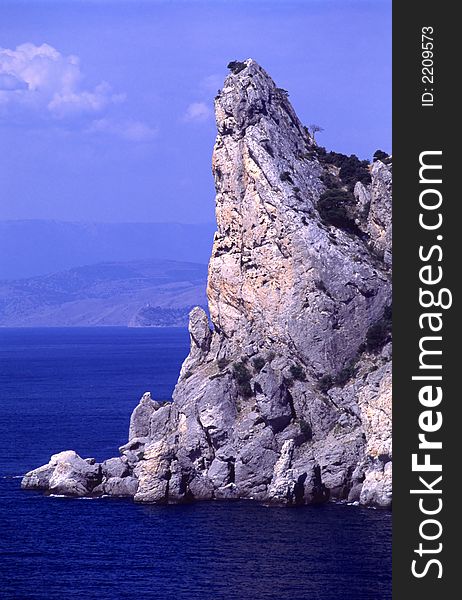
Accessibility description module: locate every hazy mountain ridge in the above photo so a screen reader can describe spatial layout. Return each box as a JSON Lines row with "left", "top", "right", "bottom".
{"left": 0, "top": 220, "right": 215, "bottom": 279}
{"left": 0, "top": 259, "right": 207, "bottom": 327}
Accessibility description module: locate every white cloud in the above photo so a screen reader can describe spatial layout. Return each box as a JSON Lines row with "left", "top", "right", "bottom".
{"left": 183, "top": 101, "right": 213, "bottom": 123}
{"left": 88, "top": 118, "right": 158, "bottom": 142}
{"left": 0, "top": 42, "right": 124, "bottom": 118}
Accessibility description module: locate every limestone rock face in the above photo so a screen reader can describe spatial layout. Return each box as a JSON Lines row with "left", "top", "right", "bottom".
{"left": 102, "top": 476, "right": 138, "bottom": 497}
{"left": 102, "top": 457, "right": 129, "bottom": 480}
{"left": 22, "top": 59, "right": 392, "bottom": 508}
{"left": 367, "top": 161, "right": 392, "bottom": 266}
{"left": 129, "top": 391, "right": 161, "bottom": 440}
{"left": 358, "top": 353, "right": 392, "bottom": 507}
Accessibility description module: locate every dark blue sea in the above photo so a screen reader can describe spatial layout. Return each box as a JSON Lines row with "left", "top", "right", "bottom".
{"left": 0, "top": 328, "right": 392, "bottom": 600}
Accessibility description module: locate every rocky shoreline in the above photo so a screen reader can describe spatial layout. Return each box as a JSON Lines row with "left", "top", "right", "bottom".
{"left": 22, "top": 60, "right": 392, "bottom": 509}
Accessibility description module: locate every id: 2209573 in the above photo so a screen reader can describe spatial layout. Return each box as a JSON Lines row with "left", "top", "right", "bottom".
{"left": 421, "top": 26, "right": 435, "bottom": 107}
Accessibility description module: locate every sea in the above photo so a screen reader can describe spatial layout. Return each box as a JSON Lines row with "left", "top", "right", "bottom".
{"left": 0, "top": 328, "right": 392, "bottom": 600}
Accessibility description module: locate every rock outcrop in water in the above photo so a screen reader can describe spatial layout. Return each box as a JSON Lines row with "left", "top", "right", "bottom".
{"left": 22, "top": 60, "right": 392, "bottom": 508}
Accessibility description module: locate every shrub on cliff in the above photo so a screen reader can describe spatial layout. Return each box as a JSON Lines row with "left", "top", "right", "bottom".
{"left": 320, "top": 171, "right": 340, "bottom": 190}
{"left": 317, "top": 150, "right": 371, "bottom": 189}
{"left": 318, "top": 374, "right": 333, "bottom": 393}
{"left": 290, "top": 363, "right": 306, "bottom": 381}
{"left": 373, "top": 149, "right": 391, "bottom": 163}
{"left": 227, "top": 61, "right": 246, "bottom": 74}
{"left": 252, "top": 356, "right": 266, "bottom": 373}
{"left": 339, "top": 155, "right": 371, "bottom": 188}
{"left": 232, "top": 361, "right": 253, "bottom": 398}
{"left": 317, "top": 189, "right": 361, "bottom": 235}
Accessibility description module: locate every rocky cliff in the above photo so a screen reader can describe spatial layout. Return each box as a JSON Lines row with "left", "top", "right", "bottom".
{"left": 22, "top": 60, "right": 392, "bottom": 508}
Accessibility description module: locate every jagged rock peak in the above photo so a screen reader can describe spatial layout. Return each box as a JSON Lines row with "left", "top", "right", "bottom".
{"left": 209, "top": 58, "right": 390, "bottom": 375}
{"left": 22, "top": 60, "right": 392, "bottom": 509}
{"left": 215, "top": 59, "right": 310, "bottom": 143}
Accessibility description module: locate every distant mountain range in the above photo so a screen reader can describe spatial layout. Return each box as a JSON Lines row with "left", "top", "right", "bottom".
{"left": 0, "top": 220, "right": 216, "bottom": 279}
{"left": 0, "top": 259, "right": 208, "bottom": 327}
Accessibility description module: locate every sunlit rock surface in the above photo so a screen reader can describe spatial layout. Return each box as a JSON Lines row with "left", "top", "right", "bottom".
{"left": 23, "top": 60, "right": 392, "bottom": 508}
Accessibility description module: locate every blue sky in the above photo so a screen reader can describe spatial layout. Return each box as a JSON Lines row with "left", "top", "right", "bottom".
{"left": 0, "top": 0, "right": 391, "bottom": 224}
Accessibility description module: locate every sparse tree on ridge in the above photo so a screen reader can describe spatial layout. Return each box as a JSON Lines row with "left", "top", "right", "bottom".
{"left": 308, "top": 124, "right": 324, "bottom": 142}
